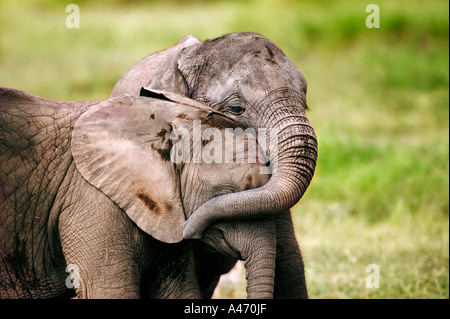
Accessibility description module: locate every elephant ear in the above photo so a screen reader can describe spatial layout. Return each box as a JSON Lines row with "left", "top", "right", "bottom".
{"left": 145, "top": 36, "right": 202, "bottom": 97}
{"left": 110, "top": 35, "right": 202, "bottom": 98}
{"left": 71, "top": 95, "right": 185, "bottom": 243}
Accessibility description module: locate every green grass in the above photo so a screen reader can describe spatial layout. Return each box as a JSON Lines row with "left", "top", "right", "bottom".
{"left": 1, "top": 0, "right": 448, "bottom": 298}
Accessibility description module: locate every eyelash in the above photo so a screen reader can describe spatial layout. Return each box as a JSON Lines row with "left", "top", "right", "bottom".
{"left": 202, "top": 96, "right": 246, "bottom": 115}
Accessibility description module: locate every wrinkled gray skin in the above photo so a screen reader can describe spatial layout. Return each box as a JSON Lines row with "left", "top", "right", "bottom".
{"left": 0, "top": 88, "right": 275, "bottom": 298}
{"left": 111, "top": 32, "right": 318, "bottom": 298}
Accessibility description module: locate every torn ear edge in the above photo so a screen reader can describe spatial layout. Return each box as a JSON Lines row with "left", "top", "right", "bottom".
{"left": 139, "top": 86, "right": 239, "bottom": 128}
{"left": 140, "top": 86, "right": 200, "bottom": 108}
{"left": 140, "top": 87, "right": 173, "bottom": 102}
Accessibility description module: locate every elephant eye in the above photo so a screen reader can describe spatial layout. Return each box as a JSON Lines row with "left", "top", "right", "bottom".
{"left": 227, "top": 105, "right": 245, "bottom": 115}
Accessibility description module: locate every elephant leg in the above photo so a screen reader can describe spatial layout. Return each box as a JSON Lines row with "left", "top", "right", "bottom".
{"left": 193, "top": 242, "right": 238, "bottom": 299}
{"left": 58, "top": 186, "right": 150, "bottom": 299}
{"left": 141, "top": 240, "right": 202, "bottom": 299}
{"left": 273, "top": 210, "right": 308, "bottom": 299}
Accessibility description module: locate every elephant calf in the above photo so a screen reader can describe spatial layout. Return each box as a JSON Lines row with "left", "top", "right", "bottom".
{"left": 0, "top": 87, "right": 274, "bottom": 298}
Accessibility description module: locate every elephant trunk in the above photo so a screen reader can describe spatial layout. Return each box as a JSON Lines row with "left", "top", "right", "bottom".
{"left": 262, "top": 112, "right": 318, "bottom": 210}
{"left": 244, "top": 232, "right": 277, "bottom": 299}
{"left": 184, "top": 107, "right": 318, "bottom": 239}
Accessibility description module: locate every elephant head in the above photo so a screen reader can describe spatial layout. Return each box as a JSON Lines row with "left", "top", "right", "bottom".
{"left": 111, "top": 32, "right": 318, "bottom": 239}
{"left": 71, "top": 92, "right": 275, "bottom": 298}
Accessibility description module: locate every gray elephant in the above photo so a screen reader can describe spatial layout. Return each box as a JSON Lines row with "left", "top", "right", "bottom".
{"left": 111, "top": 32, "right": 318, "bottom": 298}
{"left": 0, "top": 88, "right": 274, "bottom": 298}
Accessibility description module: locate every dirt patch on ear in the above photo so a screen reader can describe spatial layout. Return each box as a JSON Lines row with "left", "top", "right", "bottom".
{"left": 136, "top": 192, "right": 161, "bottom": 215}
{"left": 150, "top": 132, "right": 173, "bottom": 162}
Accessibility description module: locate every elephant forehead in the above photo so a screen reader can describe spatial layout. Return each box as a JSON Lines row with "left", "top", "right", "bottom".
{"left": 200, "top": 33, "right": 280, "bottom": 63}
{"left": 190, "top": 36, "right": 307, "bottom": 97}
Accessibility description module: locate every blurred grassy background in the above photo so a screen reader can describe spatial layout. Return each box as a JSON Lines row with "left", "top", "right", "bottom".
{"left": 1, "top": 0, "right": 448, "bottom": 298}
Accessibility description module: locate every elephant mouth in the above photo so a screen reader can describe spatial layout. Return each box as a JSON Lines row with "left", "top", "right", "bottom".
{"left": 201, "top": 227, "right": 243, "bottom": 260}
